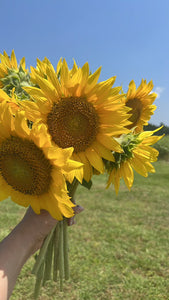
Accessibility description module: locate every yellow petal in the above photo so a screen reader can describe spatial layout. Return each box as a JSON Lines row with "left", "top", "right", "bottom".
{"left": 121, "top": 161, "right": 134, "bottom": 190}
{"left": 58, "top": 202, "right": 74, "bottom": 218}
{"left": 14, "top": 111, "right": 30, "bottom": 138}
{"left": 20, "top": 57, "right": 26, "bottom": 70}
{"left": 62, "top": 158, "right": 83, "bottom": 174}
{"left": 31, "top": 123, "right": 51, "bottom": 148}
{"left": 126, "top": 80, "right": 136, "bottom": 98}
{"left": 46, "top": 146, "right": 73, "bottom": 166}
{"left": 32, "top": 75, "right": 58, "bottom": 103}
{"left": 85, "top": 147, "right": 104, "bottom": 173}
{"left": 46, "top": 66, "right": 62, "bottom": 96}
{"left": 97, "top": 133, "right": 123, "bottom": 152}
{"left": 138, "top": 126, "right": 163, "bottom": 140}
{"left": 84, "top": 66, "right": 101, "bottom": 94}
{"left": 77, "top": 151, "right": 93, "bottom": 182}
{"left": 114, "top": 168, "right": 121, "bottom": 195}
{"left": 131, "top": 155, "right": 148, "bottom": 177}
{"left": 11, "top": 50, "right": 17, "bottom": 69}
{"left": 60, "top": 59, "right": 69, "bottom": 85}
{"left": 92, "top": 140, "right": 115, "bottom": 161}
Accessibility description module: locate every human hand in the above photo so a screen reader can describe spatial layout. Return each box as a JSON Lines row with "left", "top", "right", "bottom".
{"left": 20, "top": 203, "right": 84, "bottom": 252}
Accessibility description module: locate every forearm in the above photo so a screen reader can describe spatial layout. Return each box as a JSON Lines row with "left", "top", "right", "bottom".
{"left": 0, "top": 225, "right": 35, "bottom": 300}
{"left": 0, "top": 208, "right": 57, "bottom": 300}
{"left": 0, "top": 205, "right": 82, "bottom": 300}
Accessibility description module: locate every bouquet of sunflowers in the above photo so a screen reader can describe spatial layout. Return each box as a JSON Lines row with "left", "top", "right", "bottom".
{"left": 0, "top": 50, "right": 164, "bottom": 298}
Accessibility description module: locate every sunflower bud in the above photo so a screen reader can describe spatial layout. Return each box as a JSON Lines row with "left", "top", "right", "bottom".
{"left": 103, "top": 132, "right": 140, "bottom": 172}
{"left": 1, "top": 65, "right": 33, "bottom": 100}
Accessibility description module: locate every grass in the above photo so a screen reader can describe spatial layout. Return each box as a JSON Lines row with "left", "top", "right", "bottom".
{"left": 0, "top": 160, "right": 169, "bottom": 299}
{"left": 154, "top": 135, "right": 169, "bottom": 161}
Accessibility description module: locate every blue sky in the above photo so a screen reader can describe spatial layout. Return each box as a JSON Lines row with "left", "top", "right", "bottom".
{"left": 1, "top": 0, "right": 169, "bottom": 125}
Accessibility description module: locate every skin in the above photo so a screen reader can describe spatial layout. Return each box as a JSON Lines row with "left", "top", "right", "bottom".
{"left": 0, "top": 204, "right": 83, "bottom": 300}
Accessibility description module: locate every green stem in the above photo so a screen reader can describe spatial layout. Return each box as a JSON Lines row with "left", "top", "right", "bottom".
{"left": 32, "top": 226, "right": 56, "bottom": 275}
{"left": 58, "top": 221, "right": 64, "bottom": 291}
{"left": 32, "top": 178, "right": 80, "bottom": 297}
{"left": 68, "top": 178, "right": 79, "bottom": 198}
{"left": 43, "top": 232, "right": 54, "bottom": 285}
{"left": 61, "top": 178, "right": 79, "bottom": 282}
{"left": 63, "top": 218, "right": 69, "bottom": 280}
{"left": 53, "top": 223, "right": 60, "bottom": 281}
{"left": 33, "top": 261, "right": 45, "bottom": 299}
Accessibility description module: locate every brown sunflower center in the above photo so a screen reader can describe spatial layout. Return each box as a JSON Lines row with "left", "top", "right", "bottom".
{"left": 0, "top": 136, "right": 52, "bottom": 195}
{"left": 126, "top": 98, "right": 143, "bottom": 129}
{"left": 47, "top": 97, "right": 99, "bottom": 153}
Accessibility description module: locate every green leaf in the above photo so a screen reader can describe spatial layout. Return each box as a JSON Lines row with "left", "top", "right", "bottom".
{"left": 80, "top": 179, "right": 92, "bottom": 190}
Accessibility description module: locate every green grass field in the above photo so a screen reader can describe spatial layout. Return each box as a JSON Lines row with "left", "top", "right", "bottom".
{"left": 158, "top": 135, "right": 169, "bottom": 148}
{"left": 0, "top": 160, "right": 169, "bottom": 300}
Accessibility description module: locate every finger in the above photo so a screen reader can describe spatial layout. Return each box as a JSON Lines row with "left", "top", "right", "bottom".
{"left": 67, "top": 216, "right": 76, "bottom": 226}
{"left": 67, "top": 205, "right": 84, "bottom": 226}
{"left": 73, "top": 205, "right": 84, "bottom": 215}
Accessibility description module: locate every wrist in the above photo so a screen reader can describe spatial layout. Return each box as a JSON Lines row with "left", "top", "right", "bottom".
{"left": 19, "top": 208, "right": 58, "bottom": 254}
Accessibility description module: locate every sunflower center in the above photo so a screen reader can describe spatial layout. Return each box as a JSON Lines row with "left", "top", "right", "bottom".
{"left": 0, "top": 136, "right": 52, "bottom": 195}
{"left": 126, "top": 98, "right": 143, "bottom": 128}
{"left": 47, "top": 97, "right": 99, "bottom": 153}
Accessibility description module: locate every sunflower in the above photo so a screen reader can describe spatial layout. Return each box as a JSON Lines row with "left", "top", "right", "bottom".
{"left": 124, "top": 79, "right": 157, "bottom": 133}
{"left": 0, "top": 50, "right": 32, "bottom": 99}
{"left": 105, "top": 128, "right": 164, "bottom": 194}
{"left": 20, "top": 58, "right": 131, "bottom": 181}
{"left": 0, "top": 101, "right": 83, "bottom": 220}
